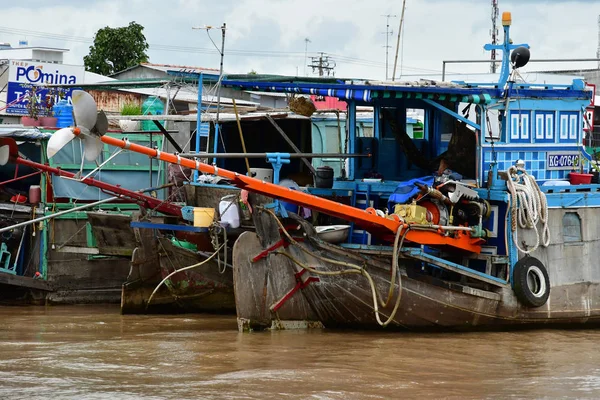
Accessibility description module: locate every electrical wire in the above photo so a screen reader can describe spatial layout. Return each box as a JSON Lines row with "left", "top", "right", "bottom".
{"left": 0, "top": 26, "right": 449, "bottom": 74}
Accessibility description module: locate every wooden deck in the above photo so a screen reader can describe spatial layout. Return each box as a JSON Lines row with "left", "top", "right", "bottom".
{"left": 0, "top": 272, "right": 51, "bottom": 291}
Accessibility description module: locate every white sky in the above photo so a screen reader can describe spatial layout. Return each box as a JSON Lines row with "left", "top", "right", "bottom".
{"left": 0, "top": 0, "right": 599, "bottom": 79}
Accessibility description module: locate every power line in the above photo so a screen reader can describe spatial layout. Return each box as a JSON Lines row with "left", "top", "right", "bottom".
{"left": 0, "top": 26, "right": 307, "bottom": 57}
{"left": 0, "top": 25, "right": 448, "bottom": 75}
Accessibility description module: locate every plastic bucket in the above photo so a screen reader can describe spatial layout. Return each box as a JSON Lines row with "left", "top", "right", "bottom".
{"left": 314, "top": 166, "right": 334, "bottom": 188}
{"left": 193, "top": 207, "right": 215, "bottom": 227}
{"left": 569, "top": 172, "right": 593, "bottom": 185}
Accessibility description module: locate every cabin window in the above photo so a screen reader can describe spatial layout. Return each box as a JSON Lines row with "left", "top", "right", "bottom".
{"left": 509, "top": 111, "right": 531, "bottom": 143}
{"left": 559, "top": 112, "right": 579, "bottom": 141}
{"left": 534, "top": 112, "right": 555, "bottom": 143}
{"left": 563, "top": 212, "right": 582, "bottom": 243}
{"left": 360, "top": 125, "right": 374, "bottom": 138}
{"left": 484, "top": 109, "right": 501, "bottom": 140}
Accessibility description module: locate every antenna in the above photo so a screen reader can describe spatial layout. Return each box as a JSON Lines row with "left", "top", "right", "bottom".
{"left": 382, "top": 14, "right": 397, "bottom": 80}
{"left": 304, "top": 38, "right": 311, "bottom": 76}
{"left": 490, "top": 0, "right": 499, "bottom": 73}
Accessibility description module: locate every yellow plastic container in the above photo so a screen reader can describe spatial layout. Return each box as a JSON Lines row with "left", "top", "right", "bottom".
{"left": 193, "top": 207, "right": 215, "bottom": 227}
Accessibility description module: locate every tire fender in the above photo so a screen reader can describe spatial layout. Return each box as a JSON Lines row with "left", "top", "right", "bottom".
{"left": 512, "top": 257, "right": 550, "bottom": 308}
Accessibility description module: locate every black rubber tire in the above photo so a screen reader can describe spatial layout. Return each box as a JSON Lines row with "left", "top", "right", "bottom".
{"left": 513, "top": 257, "right": 550, "bottom": 307}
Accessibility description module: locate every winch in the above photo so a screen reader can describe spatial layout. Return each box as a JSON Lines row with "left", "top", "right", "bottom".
{"left": 393, "top": 201, "right": 429, "bottom": 224}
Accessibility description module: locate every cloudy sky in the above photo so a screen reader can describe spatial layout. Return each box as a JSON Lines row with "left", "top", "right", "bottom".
{"left": 1, "top": 0, "right": 599, "bottom": 80}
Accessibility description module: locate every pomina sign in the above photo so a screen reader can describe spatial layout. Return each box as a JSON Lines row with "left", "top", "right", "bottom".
{"left": 5, "top": 60, "right": 84, "bottom": 115}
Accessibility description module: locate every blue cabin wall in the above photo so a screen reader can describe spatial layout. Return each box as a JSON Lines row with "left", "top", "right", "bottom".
{"left": 480, "top": 97, "right": 590, "bottom": 185}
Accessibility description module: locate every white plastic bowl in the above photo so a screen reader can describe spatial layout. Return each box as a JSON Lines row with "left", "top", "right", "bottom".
{"left": 315, "top": 225, "right": 351, "bottom": 243}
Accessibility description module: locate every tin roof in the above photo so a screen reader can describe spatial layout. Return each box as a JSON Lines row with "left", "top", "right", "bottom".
{"left": 141, "top": 63, "right": 219, "bottom": 74}
{"left": 110, "top": 63, "right": 219, "bottom": 77}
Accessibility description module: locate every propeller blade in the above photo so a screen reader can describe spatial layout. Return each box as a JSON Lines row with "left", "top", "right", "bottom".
{"left": 94, "top": 110, "right": 109, "bottom": 136}
{"left": 0, "top": 138, "right": 18, "bottom": 166}
{"left": 82, "top": 135, "right": 103, "bottom": 161}
{"left": 0, "top": 145, "right": 9, "bottom": 166}
{"left": 72, "top": 90, "right": 97, "bottom": 130}
{"left": 47, "top": 127, "right": 76, "bottom": 159}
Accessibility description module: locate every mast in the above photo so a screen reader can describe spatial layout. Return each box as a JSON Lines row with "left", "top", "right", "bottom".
{"left": 391, "top": 0, "right": 407, "bottom": 81}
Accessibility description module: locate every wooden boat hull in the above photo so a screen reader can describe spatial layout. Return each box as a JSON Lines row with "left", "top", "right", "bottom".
{"left": 233, "top": 214, "right": 600, "bottom": 331}
{"left": 157, "top": 237, "right": 235, "bottom": 313}
{"left": 122, "top": 219, "right": 235, "bottom": 314}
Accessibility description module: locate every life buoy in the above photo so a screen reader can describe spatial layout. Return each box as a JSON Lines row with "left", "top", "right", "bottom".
{"left": 512, "top": 257, "right": 550, "bottom": 307}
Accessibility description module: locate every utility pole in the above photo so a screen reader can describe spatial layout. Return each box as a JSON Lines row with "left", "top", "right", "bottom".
{"left": 391, "top": 0, "right": 407, "bottom": 81}
{"left": 308, "top": 52, "right": 336, "bottom": 77}
{"left": 490, "top": 0, "right": 499, "bottom": 73}
{"left": 304, "top": 37, "right": 311, "bottom": 76}
{"left": 597, "top": 15, "right": 600, "bottom": 69}
{"left": 193, "top": 22, "right": 227, "bottom": 163}
{"left": 382, "top": 14, "right": 397, "bottom": 80}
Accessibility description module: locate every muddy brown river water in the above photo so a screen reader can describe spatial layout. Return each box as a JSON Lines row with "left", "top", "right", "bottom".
{"left": 0, "top": 306, "right": 599, "bottom": 399}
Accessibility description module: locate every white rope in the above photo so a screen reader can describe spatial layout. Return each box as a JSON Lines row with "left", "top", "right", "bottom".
{"left": 506, "top": 164, "right": 550, "bottom": 254}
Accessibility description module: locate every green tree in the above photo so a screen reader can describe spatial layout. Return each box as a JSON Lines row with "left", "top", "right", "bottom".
{"left": 84, "top": 22, "right": 149, "bottom": 76}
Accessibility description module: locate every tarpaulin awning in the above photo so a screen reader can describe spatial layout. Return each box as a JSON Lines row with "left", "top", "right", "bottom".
{"left": 0, "top": 125, "right": 51, "bottom": 140}
{"left": 221, "top": 79, "right": 499, "bottom": 104}
{"left": 371, "top": 91, "right": 493, "bottom": 104}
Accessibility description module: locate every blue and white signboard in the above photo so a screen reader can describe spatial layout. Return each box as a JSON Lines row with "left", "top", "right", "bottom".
{"left": 5, "top": 60, "right": 84, "bottom": 115}
{"left": 546, "top": 151, "right": 581, "bottom": 171}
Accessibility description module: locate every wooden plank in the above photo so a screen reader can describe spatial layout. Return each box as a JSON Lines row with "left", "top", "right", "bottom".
{"left": 87, "top": 213, "right": 136, "bottom": 257}
{"left": 55, "top": 246, "right": 100, "bottom": 255}
{"left": 265, "top": 114, "right": 317, "bottom": 175}
{"left": 0, "top": 272, "right": 51, "bottom": 291}
{"left": 0, "top": 203, "right": 43, "bottom": 215}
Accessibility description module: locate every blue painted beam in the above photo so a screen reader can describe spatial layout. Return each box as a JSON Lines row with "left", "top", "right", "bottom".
{"left": 404, "top": 247, "right": 508, "bottom": 287}
{"left": 221, "top": 79, "right": 590, "bottom": 102}
{"left": 422, "top": 99, "right": 481, "bottom": 131}
{"left": 130, "top": 221, "right": 208, "bottom": 233}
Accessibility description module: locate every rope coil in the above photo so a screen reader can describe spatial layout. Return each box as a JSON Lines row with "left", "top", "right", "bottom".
{"left": 506, "top": 165, "right": 550, "bottom": 254}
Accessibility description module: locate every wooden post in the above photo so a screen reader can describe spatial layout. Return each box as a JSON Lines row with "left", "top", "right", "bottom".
{"left": 265, "top": 114, "right": 317, "bottom": 176}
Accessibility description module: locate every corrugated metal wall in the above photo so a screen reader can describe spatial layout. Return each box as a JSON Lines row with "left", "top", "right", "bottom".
{"left": 89, "top": 89, "right": 142, "bottom": 113}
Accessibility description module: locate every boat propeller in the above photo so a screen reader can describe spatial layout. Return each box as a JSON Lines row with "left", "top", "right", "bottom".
{"left": 47, "top": 90, "right": 109, "bottom": 163}
{"left": 0, "top": 137, "right": 18, "bottom": 166}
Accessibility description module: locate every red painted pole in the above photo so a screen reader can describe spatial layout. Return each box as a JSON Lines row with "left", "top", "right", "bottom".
{"left": 14, "top": 157, "right": 182, "bottom": 217}
{"left": 0, "top": 170, "right": 42, "bottom": 186}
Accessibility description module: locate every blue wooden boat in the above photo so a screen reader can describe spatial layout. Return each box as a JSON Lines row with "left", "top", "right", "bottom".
{"left": 228, "top": 12, "right": 600, "bottom": 330}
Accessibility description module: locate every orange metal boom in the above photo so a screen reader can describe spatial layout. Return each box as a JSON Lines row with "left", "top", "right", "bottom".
{"left": 73, "top": 129, "right": 482, "bottom": 253}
